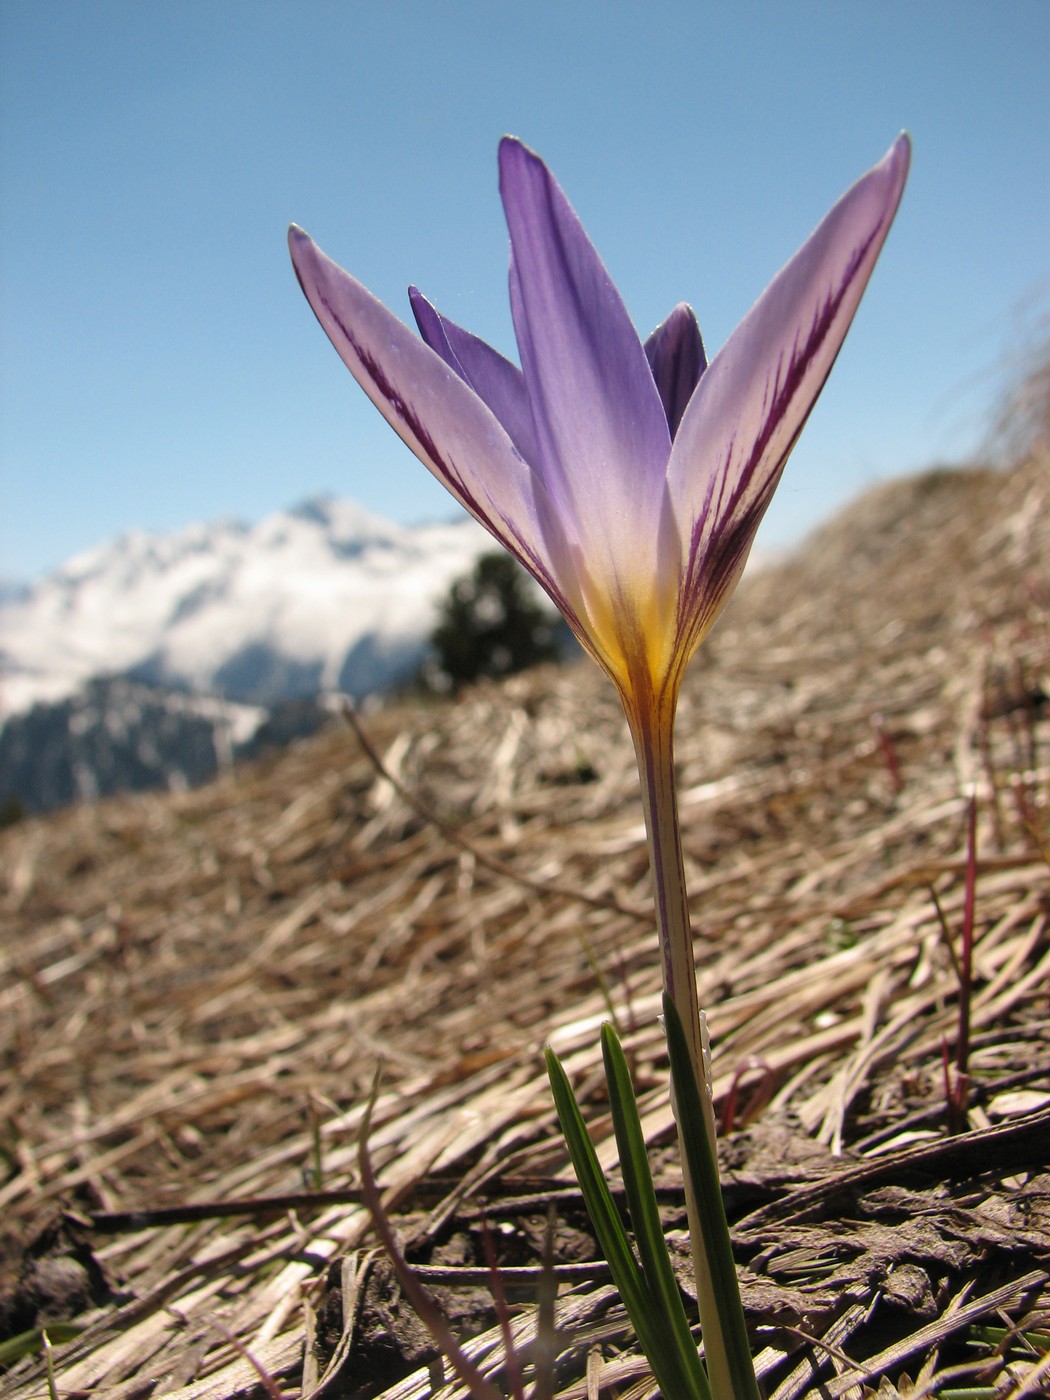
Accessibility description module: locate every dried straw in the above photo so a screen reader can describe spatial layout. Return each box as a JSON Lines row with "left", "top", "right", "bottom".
{"left": 1, "top": 441, "right": 1047, "bottom": 1397}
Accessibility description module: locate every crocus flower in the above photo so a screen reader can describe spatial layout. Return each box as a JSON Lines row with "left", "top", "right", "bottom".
{"left": 289, "top": 137, "right": 908, "bottom": 1396}
{"left": 288, "top": 136, "right": 908, "bottom": 735}
{"left": 288, "top": 127, "right": 908, "bottom": 1110}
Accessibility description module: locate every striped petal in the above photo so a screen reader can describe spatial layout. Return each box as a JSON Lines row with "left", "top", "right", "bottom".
{"left": 667, "top": 134, "right": 911, "bottom": 663}
{"left": 288, "top": 227, "right": 579, "bottom": 622}
{"left": 408, "top": 288, "right": 539, "bottom": 467}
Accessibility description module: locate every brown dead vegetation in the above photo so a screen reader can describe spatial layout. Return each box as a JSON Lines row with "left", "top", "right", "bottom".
{"left": 1, "top": 417, "right": 1048, "bottom": 1396}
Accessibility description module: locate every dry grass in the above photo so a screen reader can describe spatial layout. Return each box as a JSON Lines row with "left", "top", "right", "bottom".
{"left": 1, "top": 432, "right": 1048, "bottom": 1396}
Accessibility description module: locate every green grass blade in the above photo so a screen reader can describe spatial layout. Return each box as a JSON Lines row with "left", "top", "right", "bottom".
{"left": 545, "top": 1045, "right": 704, "bottom": 1398}
{"left": 663, "top": 993, "right": 762, "bottom": 1400}
{"left": 0, "top": 1323, "right": 81, "bottom": 1366}
{"left": 601, "top": 1022, "right": 713, "bottom": 1399}
{"left": 545, "top": 1047, "right": 655, "bottom": 1316}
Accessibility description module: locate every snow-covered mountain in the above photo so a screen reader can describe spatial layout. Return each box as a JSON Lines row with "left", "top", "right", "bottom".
{"left": 1, "top": 498, "right": 492, "bottom": 719}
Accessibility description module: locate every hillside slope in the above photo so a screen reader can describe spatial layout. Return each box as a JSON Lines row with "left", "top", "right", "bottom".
{"left": 1, "top": 439, "right": 1047, "bottom": 1395}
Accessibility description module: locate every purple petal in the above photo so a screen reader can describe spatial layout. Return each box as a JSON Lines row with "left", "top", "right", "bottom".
{"left": 288, "top": 227, "right": 581, "bottom": 621}
{"left": 408, "top": 287, "right": 539, "bottom": 467}
{"left": 667, "top": 134, "right": 911, "bottom": 656}
{"left": 644, "top": 304, "right": 707, "bottom": 438}
{"left": 498, "top": 138, "right": 671, "bottom": 558}
{"left": 407, "top": 285, "right": 463, "bottom": 374}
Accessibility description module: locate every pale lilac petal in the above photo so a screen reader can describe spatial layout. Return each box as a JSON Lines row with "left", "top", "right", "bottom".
{"left": 498, "top": 138, "right": 671, "bottom": 554}
{"left": 288, "top": 227, "right": 583, "bottom": 626}
{"left": 644, "top": 304, "right": 707, "bottom": 438}
{"left": 667, "top": 134, "right": 911, "bottom": 656}
{"left": 408, "top": 287, "right": 539, "bottom": 467}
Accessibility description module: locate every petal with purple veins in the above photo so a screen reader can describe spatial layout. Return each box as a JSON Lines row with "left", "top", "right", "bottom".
{"left": 666, "top": 134, "right": 911, "bottom": 661}
{"left": 288, "top": 227, "right": 580, "bottom": 622}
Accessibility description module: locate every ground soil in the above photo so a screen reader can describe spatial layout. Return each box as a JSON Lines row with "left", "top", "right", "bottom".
{"left": 1, "top": 438, "right": 1048, "bottom": 1396}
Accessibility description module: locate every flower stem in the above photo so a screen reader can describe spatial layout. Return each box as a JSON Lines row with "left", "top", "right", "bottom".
{"left": 629, "top": 702, "right": 747, "bottom": 1400}
{"left": 629, "top": 707, "right": 710, "bottom": 1125}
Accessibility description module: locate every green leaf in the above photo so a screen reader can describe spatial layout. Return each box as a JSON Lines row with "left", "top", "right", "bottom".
{"left": 0, "top": 1323, "right": 81, "bottom": 1366}
{"left": 601, "top": 1022, "right": 712, "bottom": 1398}
{"left": 663, "top": 994, "right": 762, "bottom": 1400}
{"left": 545, "top": 1045, "right": 706, "bottom": 1399}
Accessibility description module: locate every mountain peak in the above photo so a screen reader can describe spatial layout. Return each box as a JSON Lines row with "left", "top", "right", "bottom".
{"left": 0, "top": 498, "right": 491, "bottom": 718}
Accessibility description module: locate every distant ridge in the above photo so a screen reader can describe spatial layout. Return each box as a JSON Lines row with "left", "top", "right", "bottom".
{"left": 0, "top": 497, "right": 492, "bottom": 719}
{"left": 0, "top": 486, "right": 771, "bottom": 812}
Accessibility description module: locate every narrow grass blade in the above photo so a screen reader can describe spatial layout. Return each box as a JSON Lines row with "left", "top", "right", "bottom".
{"left": 545, "top": 1048, "right": 654, "bottom": 1321}
{"left": 663, "top": 994, "right": 762, "bottom": 1400}
{"left": 601, "top": 1023, "right": 712, "bottom": 1399}
{"left": 0, "top": 1324, "right": 81, "bottom": 1367}
{"left": 545, "top": 1045, "right": 705, "bottom": 1398}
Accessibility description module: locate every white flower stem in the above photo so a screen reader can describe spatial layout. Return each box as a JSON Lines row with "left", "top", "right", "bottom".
{"left": 629, "top": 705, "right": 735, "bottom": 1399}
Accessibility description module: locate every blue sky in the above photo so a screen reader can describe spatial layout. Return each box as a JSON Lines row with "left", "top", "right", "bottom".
{"left": 2, "top": 1, "right": 1047, "bottom": 582}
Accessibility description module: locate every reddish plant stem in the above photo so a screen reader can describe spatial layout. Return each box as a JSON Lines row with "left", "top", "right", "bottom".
{"left": 956, "top": 794, "right": 978, "bottom": 1082}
